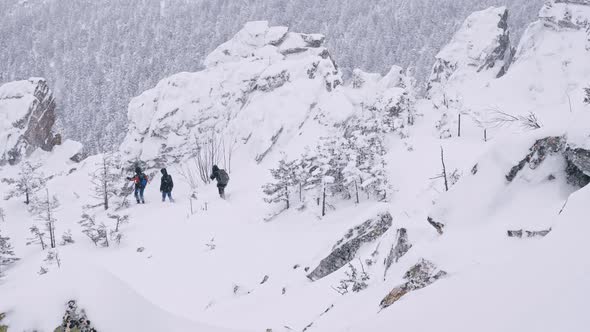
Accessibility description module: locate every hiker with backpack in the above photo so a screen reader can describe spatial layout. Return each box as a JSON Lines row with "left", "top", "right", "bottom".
{"left": 210, "top": 165, "right": 229, "bottom": 199}
{"left": 127, "top": 166, "right": 148, "bottom": 204}
{"left": 160, "top": 168, "right": 174, "bottom": 202}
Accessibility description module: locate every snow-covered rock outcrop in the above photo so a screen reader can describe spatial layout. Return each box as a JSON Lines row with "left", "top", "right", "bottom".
{"left": 427, "top": 6, "right": 513, "bottom": 96}
{"left": 0, "top": 78, "right": 60, "bottom": 165}
{"left": 120, "top": 21, "right": 342, "bottom": 166}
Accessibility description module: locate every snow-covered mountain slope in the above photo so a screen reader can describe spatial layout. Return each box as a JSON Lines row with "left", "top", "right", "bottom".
{"left": 1, "top": 1, "right": 590, "bottom": 331}
{"left": 0, "top": 78, "right": 61, "bottom": 165}
{"left": 0, "top": 0, "right": 545, "bottom": 154}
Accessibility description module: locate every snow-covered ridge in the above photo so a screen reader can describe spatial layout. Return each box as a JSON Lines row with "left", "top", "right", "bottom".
{"left": 120, "top": 21, "right": 342, "bottom": 167}
{"left": 427, "top": 6, "right": 513, "bottom": 96}
{"left": 0, "top": 78, "right": 61, "bottom": 165}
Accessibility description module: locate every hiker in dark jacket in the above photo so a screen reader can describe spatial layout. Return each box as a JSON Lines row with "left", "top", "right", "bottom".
{"left": 160, "top": 168, "right": 174, "bottom": 202}
{"left": 127, "top": 166, "right": 148, "bottom": 204}
{"left": 210, "top": 165, "right": 229, "bottom": 199}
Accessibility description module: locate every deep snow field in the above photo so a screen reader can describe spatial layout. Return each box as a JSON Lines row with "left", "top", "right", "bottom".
{"left": 1, "top": 1, "right": 590, "bottom": 331}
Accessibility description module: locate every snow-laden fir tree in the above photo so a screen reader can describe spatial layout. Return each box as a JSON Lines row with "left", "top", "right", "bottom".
{"left": 29, "top": 189, "right": 60, "bottom": 249}
{"left": 584, "top": 86, "right": 590, "bottom": 104}
{"left": 2, "top": 161, "right": 45, "bottom": 205}
{"left": 79, "top": 213, "right": 101, "bottom": 247}
{"left": 27, "top": 225, "right": 47, "bottom": 250}
{"left": 90, "top": 153, "right": 122, "bottom": 210}
{"left": 0, "top": 231, "right": 19, "bottom": 278}
{"left": 108, "top": 213, "right": 129, "bottom": 245}
{"left": 263, "top": 159, "right": 299, "bottom": 210}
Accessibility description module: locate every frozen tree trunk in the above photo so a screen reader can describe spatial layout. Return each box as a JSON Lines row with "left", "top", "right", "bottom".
{"left": 484, "top": 129, "right": 487, "bottom": 142}
{"left": 103, "top": 157, "right": 109, "bottom": 210}
{"left": 354, "top": 180, "right": 359, "bottom": 204}
{"left": 440, "top": 146, "right": 449, "bottom": 192}
{"left": 285, "top": 186, "right": 290, "bottom": 209}
{"left": 25, "top": 189, "right": 30, "bottom": 205}
{"left": 43, "top": 189, "right": 56, "bottom": 249}
{"left": 323, "top": 186, "right": 328, "bottom": 216}
{"left": 458, "top": 114, "right": 461, "bottom": 137}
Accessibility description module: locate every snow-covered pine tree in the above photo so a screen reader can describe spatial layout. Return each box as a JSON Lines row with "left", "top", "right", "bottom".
{"left": 27, "top": 225, "right": 47, "bottom": 250}
{"left": 90, "top": 153, "right": 122, "bottom": 210}
{"left": 584, "top": 86, "right": 590, "bottom": 104}
{"left": 0, "top": 208, "right": 5, "bottom": 222}
{"left": 107, "top": 213, "right": 129, "bottom": 245}
{"left": 0, "top": 231, "right": 19, "bottom": 278}
{"left": 3, "top": 161, "right": 45, "bottom": 205}
{"left": 30, "top": 189, "right": 60, "bottom": 249}
{"left": 79, "top": 213, "right": 101, "bottom": 246}
{"left": 263, "top": 159, "right": 299, "bottom": 209}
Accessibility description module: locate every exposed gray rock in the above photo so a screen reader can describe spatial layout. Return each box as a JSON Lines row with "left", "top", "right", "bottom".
{"left": 505, "top": 136, "right": 590, "bottom": 188}
{"left": 255, "top": 70, "right": 290, "bottom": 92}
{"left": 384, "top": 228, "right": 412, "bottom": 278}
{"left": 507, "top": 228, "right": 552, "bottom": 238}
{"left": 427, "top": 216, "right": 445, "bottom": 235}
{"left": 506, "top": 136, "right": 565, "bottom": 182}
{"left": 565, "top": 148, "right": 590, "bottom": 187}
{"left": 307, "top": 212, "right": 393, "bottom": 281}
{"left": 380, "top": 259, "right": 447, "bottom": 309}
{"left": 478, "top": 8, "right": 514, "bottom": 78}
{"left": 0, "top": 78, "right": 60, "bottom": 165}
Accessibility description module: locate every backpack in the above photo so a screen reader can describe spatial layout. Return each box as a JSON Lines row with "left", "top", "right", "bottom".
{"left": 140, "top": 173, "right": 148, "bottom": 188}
{"left": 218, "top": 169, "right": 229, "bottom": 185}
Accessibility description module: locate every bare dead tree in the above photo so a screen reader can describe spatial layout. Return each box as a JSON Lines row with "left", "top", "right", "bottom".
{"left": 30, "top": 189, "right": 60, "bottom": 249}
{"left": 440, "top": 147, "right": 449, "bottom": 192}
{"left": 193, "top": 134, "right": 222, "bottom": 184}
{"left": 485, "top": 109, "right": 542, "bottom": 130}
{"left": 175, "top": 163, "right": 199, "bottom": 198}
{"left": 430, "top": 146, "right": 449, "bottom": 192}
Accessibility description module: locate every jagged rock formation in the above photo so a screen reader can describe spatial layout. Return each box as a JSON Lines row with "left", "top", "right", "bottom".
{"left": 506, "top": 136, "right": 565, "bottom": 182}
{"left": 0, "top": 78, "right": 60, "bottom": 165}
{"left": 427, "top": 6, "right": 513, "bottom": 95}
{"left": 506, "top": 136, "right": 590, "bottom": 188}
{"left": 380, "top": 259, "right": 447, "bottom": 309}
{"left": 120, "top": 21, "right": 341, "bottom": 167}
{"left": 307, "top": 212, "right": 393, "bottom": 281}
{"left": 383, "top": 228, "right": 412, "bottom": 278}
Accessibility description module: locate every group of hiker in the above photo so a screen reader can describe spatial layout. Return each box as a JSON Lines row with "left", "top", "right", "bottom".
{"left": 126, "top": 165, "right": 229, "bottom": 204}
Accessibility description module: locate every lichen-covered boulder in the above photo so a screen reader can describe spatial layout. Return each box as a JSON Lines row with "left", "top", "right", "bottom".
{"left": 380, "top": 259, "right": 447, "bottom": 309}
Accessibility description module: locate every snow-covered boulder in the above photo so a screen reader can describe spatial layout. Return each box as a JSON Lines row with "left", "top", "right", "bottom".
{"left": 0, "top": 78, "right": 60, "bottom": 165}
{"left": 427, "top": 6, "right": 513, "bottom": 96}
{"left": 120, "top": 21, "right": 342, "bottom": 167}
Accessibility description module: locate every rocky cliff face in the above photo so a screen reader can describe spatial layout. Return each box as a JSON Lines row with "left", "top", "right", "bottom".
{"left": 427, "top": 6, "right": 513, "bottom": 96}
{"left": 120, "top": 21, "right": 342, "bottom": 167}
{"left": 0, "top": 78, "right": 60, "bottom": 165}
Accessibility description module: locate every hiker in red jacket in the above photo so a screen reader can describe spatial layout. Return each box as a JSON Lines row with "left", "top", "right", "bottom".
{"left": 127, "top": 166, "right": 148, "bottom": 204}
